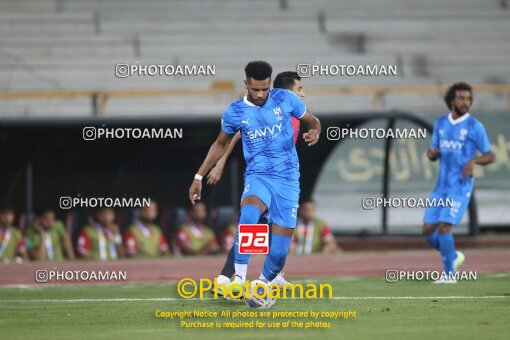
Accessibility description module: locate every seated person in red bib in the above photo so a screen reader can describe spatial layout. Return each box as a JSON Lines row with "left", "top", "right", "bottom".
{"left": 25, "top": 207, "right": 75, "bottom": 261}
{"left": 124, "top": 200, "right": 170, "bottom": 258}
{"left": 174, "top": 202, "right": 219, "bottom": 256}
{"left": 0, "top": 205, "right": 27, "bottom": 263}
{"left": 77, "top": 208, "right": 124, "bottom": 261}
{"left": 221, "top": 222, "right": 237, "bottom": 253}
{"left": 290, "top": 200, "right": 340, "bottom": 255}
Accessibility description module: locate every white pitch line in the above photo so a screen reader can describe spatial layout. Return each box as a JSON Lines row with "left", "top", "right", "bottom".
{"left": 330, "top": 296, "right": 510, "bottom": 300}
{"left": 0, "top": 296, "right": 508, "bottom": 303}
{"left": 0, "top": 297, "right": 205, "bottom": 303}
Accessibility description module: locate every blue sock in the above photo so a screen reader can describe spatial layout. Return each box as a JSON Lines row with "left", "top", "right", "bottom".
{"left": 438, "top": 232, "right": 456, "bottom": 274}
{"left": 262, "top": 234, "right": 292, "bottom": 281}
{"left": 234, "top": 205, "right": 261, "bottom": 265}
{"left": 427, "top": 229, "right": 440, "bottom": 250}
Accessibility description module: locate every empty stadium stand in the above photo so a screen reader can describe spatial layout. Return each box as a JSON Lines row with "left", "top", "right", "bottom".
{"left": 0, "top": 0, "right": 509, "bottom": 116}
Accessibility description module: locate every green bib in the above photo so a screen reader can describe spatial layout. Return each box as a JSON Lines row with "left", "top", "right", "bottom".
{"left": 82, "top": 225, "right": 117, "bottom": 261}
{"left": 25, "top": 221, "right": 66, "bottom": 261}
{"left": 294, "top": 219, "right": 325, "bottom": 254}
{"left": 179, "top": 224, "right": 214, "bottom": 253}
{"left": 126, "top": 223, "right": 163, "bottom": 258}
{"left": 0, "top": 226, "right": 23, "bottom": 262}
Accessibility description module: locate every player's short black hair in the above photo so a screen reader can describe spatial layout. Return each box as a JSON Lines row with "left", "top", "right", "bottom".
{"left": 185, "top": 200, "right": 206, "bottom": 212}
{"left": 299, "top": 198, "right": 315, "bottom": 206}
{"left": 0, "top": 202, "right": 14, "bottom": 214}
{"left": 244, "top": 61, "right": 272, "bottom": 81}
{"left": 35, "top": 206, "right": 54, "bottom": 217}
{"left": 273, "top": 71, "right": 301, "bottom": 90}
{"left": 93, "top": 207, "right": 113, "bottom": 216}
{"left": 141, "top": 197, "right": 157, "bottom": 207}
{"left": 444, "top": 82, "right": 473, "bottom": 110}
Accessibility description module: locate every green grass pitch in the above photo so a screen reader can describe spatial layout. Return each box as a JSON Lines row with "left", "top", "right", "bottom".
{"left": 1, "top": 274, "right": 509, "bottom": 340}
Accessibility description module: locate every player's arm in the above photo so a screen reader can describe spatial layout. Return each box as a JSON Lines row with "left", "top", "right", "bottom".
{"left": 427, "top": 148, "right": 440, "bottom": 161}
{"left": 17, "top": 243, "right": 29, "bottom": 261}
{"left": 188, "top": 131, "right": 234, "bottom": 204}
{"left": 29, "top": 225, "right": 46, "bottom": 261}
{"left": 34, "top": 236, "right": 46, "bottom": 261}
{"left": 473, "top": 151, "right": 495, "bottom": 165}
{"left": 62, "top": 228, "right": 76, "bottom": 260}
{"left": 427, "top": 120, "right": 440, "bottom": 161}
{"left": 321, "top": 235, "right": 341, "bottom": 254}
{"left": 28, "top": 244, "right": 43, "bottom": 261}
{"left": 300, "top": 109, "right": 321, "bottom": 146}
{"left": 320, "top": 223, "right": 341, "bottom": 254}
{"left": 289, "top": 235, "right": 297, "bottom": 255}
{"left": 462, "top": 151, "right": 495, "bottom": 178}
{"left": 111, "top": 224, "right": 125, "bottom": 258}
{"left": 76, "top": 230, "right": 90, "bottom": 259}
{"left": 206, "top": 131, "right": 241, "bottom": 185}
{"left": 157, "top": 232, "right": 170, "bottom": 256}
{"left": 322, "top": 239, "right": 340, "bottom": 254}
{"left": 28, "top": 247, "right": 41, "bottom": 261}
{"left": 462, "top": 123, "right": 495, "bottom": 177}
{"left": 123, "top": 230, "right": 137, "bottom": 257}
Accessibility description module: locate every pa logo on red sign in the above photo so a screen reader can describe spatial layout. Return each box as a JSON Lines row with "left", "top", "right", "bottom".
{"left": 238, "top": 224, "right": 269, "bottom": 254}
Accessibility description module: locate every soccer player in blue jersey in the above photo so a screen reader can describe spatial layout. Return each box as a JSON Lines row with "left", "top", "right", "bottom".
{"left": 188, "top": 61, "right": 321, "bottom": 292}
{"left": 423, "top": 82, "right": 494, "bottom": 283}
{"left": 207, "top": 71, "right": 305, "bottom": 291}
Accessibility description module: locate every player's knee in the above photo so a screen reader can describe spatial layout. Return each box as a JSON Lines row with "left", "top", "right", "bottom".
{"left": 241, "top": 196, "right": 267, "bottom": 215}
{"left": 422, "top": 223, "right": 436, "bottom": 235}
{"left": 438, "top": 223, "right": 453, "bottom": 234}
{"left": 239, "top": 204, "right": 261, "bottom": 224}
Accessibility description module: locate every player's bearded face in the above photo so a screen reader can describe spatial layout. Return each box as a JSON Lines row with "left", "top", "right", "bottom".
{"left": 41, "top": 212, "right": 55, "bottom": 230}
{"left": 452, "top": 90, "right": 472, "bottom": 116}
{"left": 300, "top": 202, "right": 315, "bottom": 222}
{"left": 140, "top": 204, "right": 158, "bottom": 222}
{"left": 245, "top": 78, "right": 271, "bottom": 106}
{"left": 291, "top": 80, "right": 305, "bottom": 99}
{"left": 191, "top": 203, "right": 207, "bottom": 223}
{"left": 0, "top": 212, "right": 14, "bottom": 226}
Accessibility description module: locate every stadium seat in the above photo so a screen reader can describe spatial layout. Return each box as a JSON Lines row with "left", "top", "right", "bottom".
{"left": 0, "top": 0, "right": 509, "bottom": 115}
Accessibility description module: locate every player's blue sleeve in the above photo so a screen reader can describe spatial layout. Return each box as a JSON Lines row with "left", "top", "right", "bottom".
{"left": 474, "top": 122, "right": 491, "bottom": 154}
{"left": 286, "top": 91, "right": 307, "bottom": 119}
{"left": 221, "top": 106, "right": 238, "bottom": 135}
{"left": 431, "top": 119, "right": 439, "bottom": 149}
